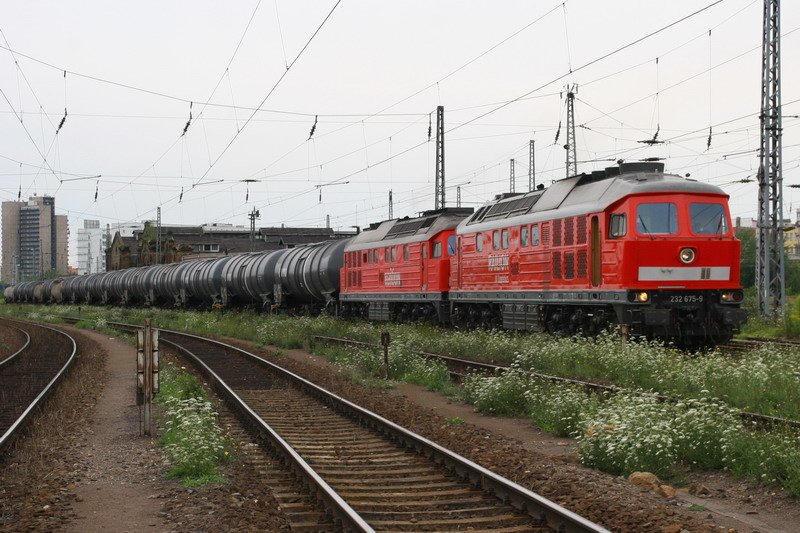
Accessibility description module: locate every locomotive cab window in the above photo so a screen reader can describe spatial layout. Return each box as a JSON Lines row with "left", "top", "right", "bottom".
{"left": 501, "top": 229, "right": 509, "bottom": 249}
{"left": 403, "top": 245, "right": 409, "bottom": 261}
{"left": 531, "top": 225, "right": 540, "bottom": 246}
{"left": 521, "top": 226, "right": 528, "bottom": 247}
{"left": 432, "top": 242, "right": 442, "bottom": 258}
{"left": 690, "top": 203, "right": 729, "bottom": 234}
{"left": 493, "top": 231, "right": 500, "bottom": 250}
{"left": 609, "top": 214, "right": 626, "bottom": 238}
{"left": 476, "top": 234, "right": 483, "bottom": 252}
{"left": 636, "top": 203, "right": 678, "bottom": 235}
{"left": 447, "top": 235, "right": 457, "bottom": 256}
{"left": 391, "top": 247, "right": 397, "bottom": 262}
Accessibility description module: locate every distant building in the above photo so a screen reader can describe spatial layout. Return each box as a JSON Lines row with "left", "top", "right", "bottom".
{"left": 1, "top": 196, "right": 69, "bottom": 283}
{"left": 76, "top": 219, "right": 110, "bottom": 275}
{"left": 105, "top": 223, "right": 355, "bottom": 270}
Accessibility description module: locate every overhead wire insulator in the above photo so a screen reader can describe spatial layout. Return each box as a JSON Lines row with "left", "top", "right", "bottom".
{"left": 56, "top": 108, "right": 67, "bottom": 134}
{"left": 94, "top": 181, "right": 99, "bottom": 202}
{"left": 308, "top": 114, "right": 318, "bottom": 140}
{"left": 427, "top": 112, "right": 432, "bottom": 141}
{"left": 179, "top": 187, "right": 184, "bottom": 203}
{"left": 554, "top": 120, "right": 561, "bottom": 144}
{"left": 706, "top": 127, "right": 713, "bottom": 150}
{"left": 182, "top": 101, "right": 193, "bottom": 136}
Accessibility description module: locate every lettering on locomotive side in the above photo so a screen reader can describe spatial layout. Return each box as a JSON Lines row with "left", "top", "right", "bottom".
{"left": 384, "top": 271, "right": 402, "bottom": 287}
{"left": 488, "top": 254, "right": 509, "bottom": 272}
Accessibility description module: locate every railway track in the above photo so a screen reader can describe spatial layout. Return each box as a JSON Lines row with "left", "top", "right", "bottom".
{"left": 64, "top": 318, "right": 605, "bottom": 532}
{"left": 0, "top": 319, "right": 77, "bottom": 453}
{"left": 312, "top": 335, "right": 800, "bottom": 431}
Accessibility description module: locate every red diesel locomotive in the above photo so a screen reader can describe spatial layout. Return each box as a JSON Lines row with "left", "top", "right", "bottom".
{"left": 340, "top": 162, "right": 746, "bottom": 346}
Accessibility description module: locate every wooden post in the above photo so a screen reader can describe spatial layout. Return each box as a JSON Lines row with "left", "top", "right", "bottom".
{"left": 137, "top": 319, "right": 160, "bottom": 436}
{"left": 380, "top": 331, "right": 391, "bottom": 379}
{"left": 619, "top": 323, "right": 631, "bottom": 347}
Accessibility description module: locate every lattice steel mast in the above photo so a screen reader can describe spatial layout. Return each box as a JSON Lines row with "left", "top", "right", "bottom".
{"left": 434, "top": 105, "right": 445, "bottom": 209}
{"left": 565, "top": 86, "right": 578, "bottom": 179}
{"left": 756, "top": 0, "right": 785, "bottom": 318}
{"left": 529, "top": 139, "right": 536, "bottom": 191}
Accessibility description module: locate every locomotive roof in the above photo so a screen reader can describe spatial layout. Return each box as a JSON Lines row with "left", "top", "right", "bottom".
{"left": 458, "top": 163, "right": 728, "bottom": 234}
{"left": 345, "top": 208, "right": 473, "bottom": 251}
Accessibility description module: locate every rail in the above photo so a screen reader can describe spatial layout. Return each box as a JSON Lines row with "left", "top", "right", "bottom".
{"left": 0, "top": 323, "right": 31, "bottom": 367}
{"left": 61, "top": 317, "right": 606, "bottom": 532}
{"left": 0, "top": 319, "right": 77, "bottom": 452}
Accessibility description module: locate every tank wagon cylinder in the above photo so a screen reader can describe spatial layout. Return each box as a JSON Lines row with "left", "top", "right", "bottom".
{"left": 163, "top": 261, "right": 195, "bottom": 306}
{"left": 241, "top": 248, "right": 288, "bottom": 306}
{"left": 59, "top": 277, "right": 76, "bottom": 303}
{"left": 274, "top": 239, "right": 350, "bottom": 306}
{"left": 33, "top": 282, "right": 46, "bottom": 303}
{"left": 87, "top": 273, "right": 107, "bottom": 303}
{"left": 152, "top": 263, "right": 181, "bottom": 306}
{"left": 100, "top": 270, "right": 121, "bottom": 304}
{"left": 144, "top": 264, "right": 172, "bottom": 306}
{"left": 3, "top": 286, "right": 14, "bottom": 302}
{"left": 131, "top": 266, "right": 162, "bottom": 306}
{"left": 190, "top": 256, "right": 233, "bottom": 305}
{"left": 220, "top": 253, "right": 259, "bottom": 306}
{"left": 42, "top": 279, "right": 62, "bottom": 303}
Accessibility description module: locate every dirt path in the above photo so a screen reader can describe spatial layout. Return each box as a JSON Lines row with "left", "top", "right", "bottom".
{"left": 64, "top": 329, "right": 167, "bottom": 533}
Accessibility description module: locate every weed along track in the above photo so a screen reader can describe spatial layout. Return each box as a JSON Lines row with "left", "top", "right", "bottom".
{"left": 100, "top": 320, "right": 605, "bottom": 532}
{"left": 0, "top": 319, "right": 76, "bottom": 451}
{"left": 314, "top": 334, "right": 800, "bottom": 431}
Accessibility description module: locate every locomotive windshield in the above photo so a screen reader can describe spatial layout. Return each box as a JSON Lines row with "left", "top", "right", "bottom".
{"left": 690, "top": 203, "right": 728, "bottom": 234}
{"left": 636, "top": 203, "right": 678, "bottom": 235}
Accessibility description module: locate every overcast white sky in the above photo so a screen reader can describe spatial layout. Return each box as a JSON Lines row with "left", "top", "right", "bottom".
{"left": 1, "top": 0, "right": 798, "bottom": 266}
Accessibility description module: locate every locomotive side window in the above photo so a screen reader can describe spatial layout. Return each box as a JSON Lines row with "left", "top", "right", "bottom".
{"left": 403, "top": 245, "right": 409, "bottom": 261}
{"left": 609, "top": 214, "right": 627, "bottom": 238}
{"left": 636, "top": 203, "right": 677, "bottom": 235}
{"left": 391, "top": 247, "right": 397, "bottom": 262}
{"left": 521, "top": 226, "right": 529, "bottom": 247}
{"left": 531, "top": 225, "right": 540, "bottom": 246}
{"left": 690, "top": 203, "right": 728, "bottom": 234}
{"left": 476, "top": 233, "right": 483, "bottom": 252}
{"left": 433, "top": 242, "right": 442, "bottom": 258}
{"left": 447, "top": 235, "right": 457, "bottom": 256}
{"left": 493, "top": 231, "right": 500, "bottom": 250}
{"left": 501, "top": 229, "right": 509, "bottom": 249}
{"left": 422, "top": 244, "right": 428, "bottom": 259}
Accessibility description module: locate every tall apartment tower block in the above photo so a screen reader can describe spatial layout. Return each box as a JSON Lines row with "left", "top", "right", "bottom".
{"left": 2, "top": 196, "right": 69, "bottom": 283}
{"left": 76, "top": 219, "right": 109, "bottom": 275}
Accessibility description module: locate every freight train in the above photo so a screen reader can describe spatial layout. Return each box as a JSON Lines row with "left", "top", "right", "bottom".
{"left": 5, "top": 162, "right": 746, "bottom": 347}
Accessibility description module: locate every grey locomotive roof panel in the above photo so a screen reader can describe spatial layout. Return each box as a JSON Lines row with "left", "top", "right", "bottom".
{"left": 458, "top": 169, "right": 727, "bottom": 234}
{"left": 345, "top": 209, "right": 473, "bottom": 252}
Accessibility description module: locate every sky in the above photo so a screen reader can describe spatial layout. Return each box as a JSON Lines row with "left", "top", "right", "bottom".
{"left": 0, "top": 0, "right": 798, "bottom": 266}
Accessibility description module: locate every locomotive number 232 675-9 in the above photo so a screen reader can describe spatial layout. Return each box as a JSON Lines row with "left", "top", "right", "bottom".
{"left": 669, "top": 294, "right": 704, "bottom": 303}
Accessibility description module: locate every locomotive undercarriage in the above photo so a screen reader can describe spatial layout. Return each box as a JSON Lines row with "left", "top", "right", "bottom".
{"left": 621, "top": 291, "right": 747, "bottom": 349}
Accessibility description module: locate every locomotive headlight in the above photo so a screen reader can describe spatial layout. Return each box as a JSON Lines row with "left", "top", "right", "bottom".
{"left": 635, "top": 291, "right": 649, "bottom": 303}
{"left": 679, "top": 247, "right": 696, "bottom": 264}
{"left": 721, "top": 290, "right": 744, "bottom": 303}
